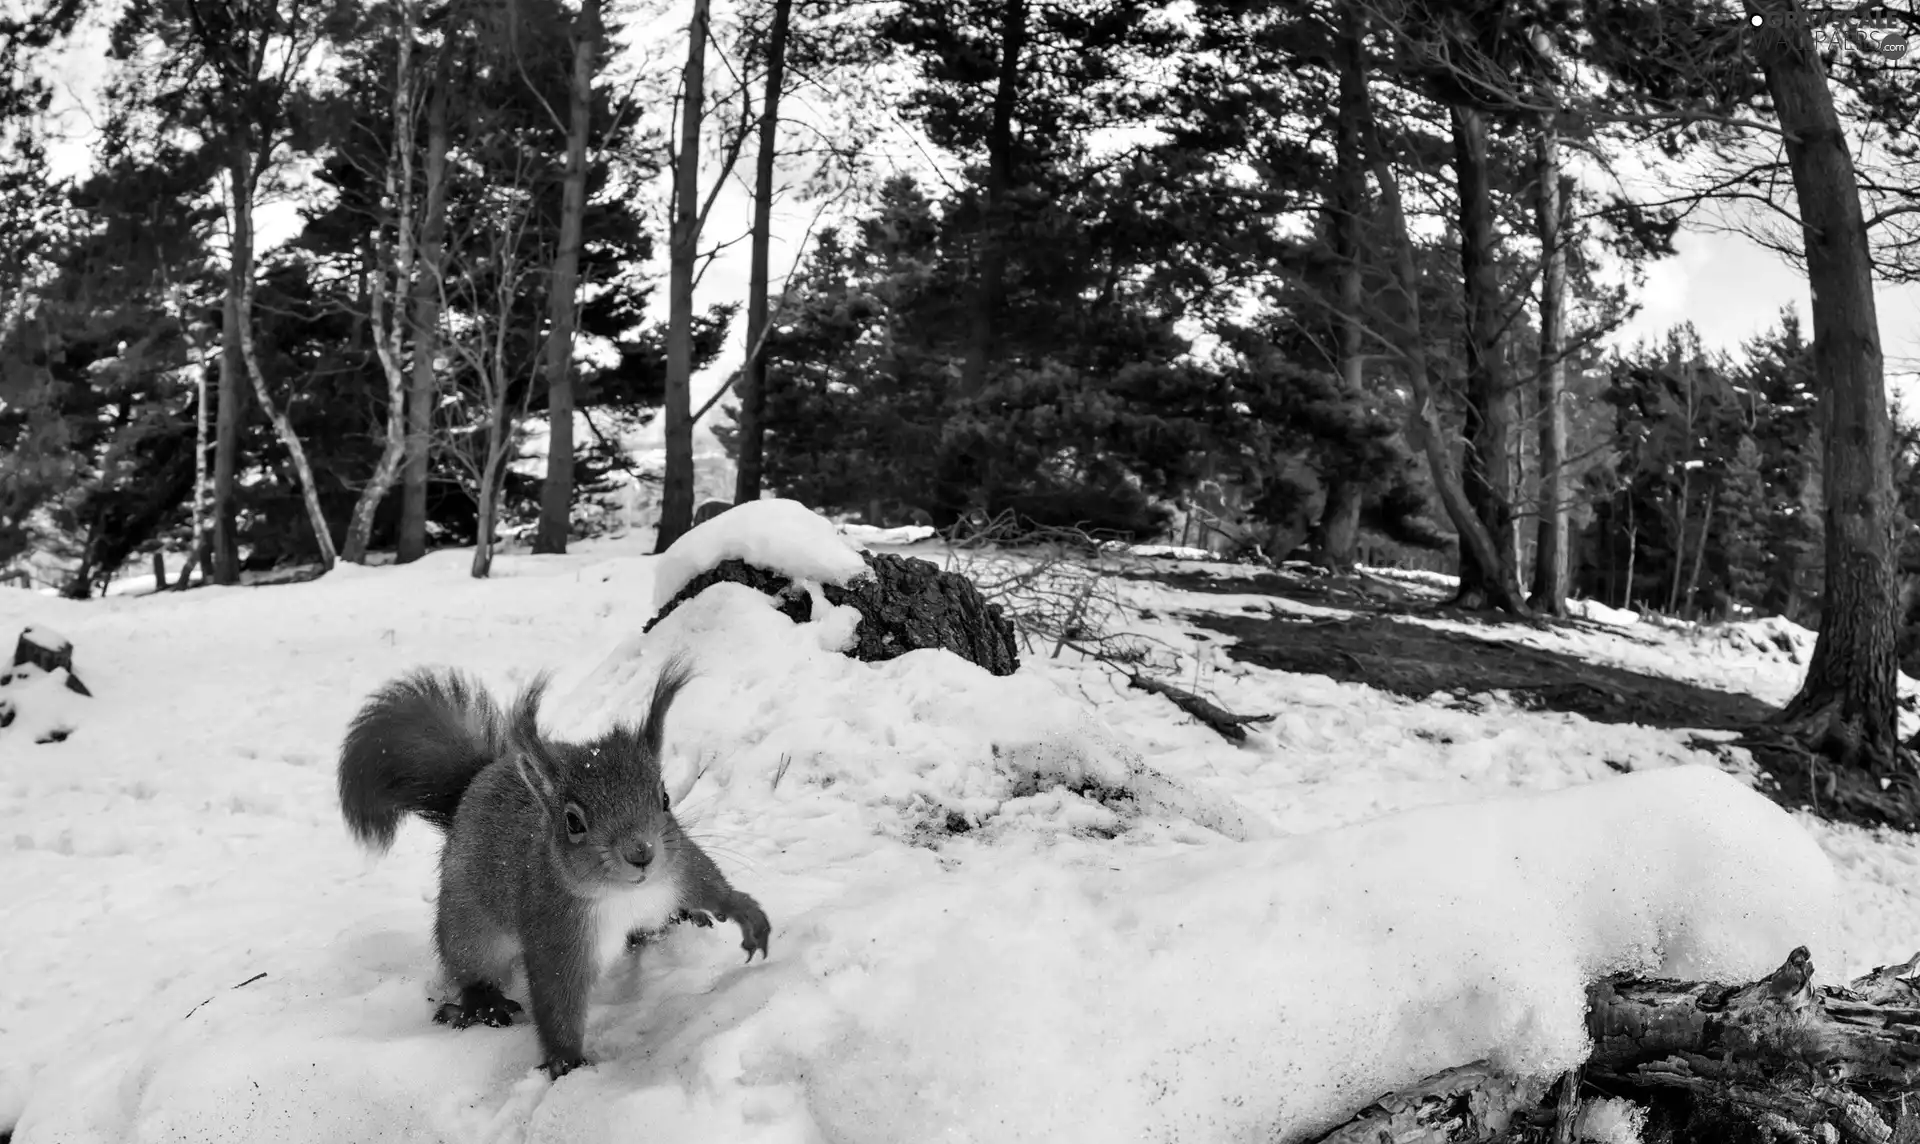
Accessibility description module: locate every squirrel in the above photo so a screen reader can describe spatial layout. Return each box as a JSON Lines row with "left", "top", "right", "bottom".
{"left": 336, "top": 656, "right": 770, "bottom": 1080}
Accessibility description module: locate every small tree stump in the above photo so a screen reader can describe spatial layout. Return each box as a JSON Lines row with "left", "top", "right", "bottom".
{"left": 644, "top": 552, "right": 1020, "bottom": 675}
{"left": 693, "top": 500, "right": 734, "bottom": 527}
{"left": 10, "top": 626, "right": 91, "bottom": 696}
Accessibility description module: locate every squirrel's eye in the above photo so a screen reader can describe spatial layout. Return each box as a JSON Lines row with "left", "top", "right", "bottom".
{"left": 563, "top": 803, "right": 588, "bottom": 842}
{"left": 660, "top": 787, "right": 671, "bottom": 812}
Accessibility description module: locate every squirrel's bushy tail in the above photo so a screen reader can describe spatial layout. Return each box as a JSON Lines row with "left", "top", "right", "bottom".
{"left": 338, "top": 669, "right": 512, "bottom": 852}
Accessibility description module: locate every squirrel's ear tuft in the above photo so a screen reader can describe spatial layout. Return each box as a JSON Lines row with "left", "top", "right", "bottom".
{"left": 638, "top": 656, "right": 695, "bottom": 761}
{"left": 507, "top": 672, "right": 561, "bottom": 800}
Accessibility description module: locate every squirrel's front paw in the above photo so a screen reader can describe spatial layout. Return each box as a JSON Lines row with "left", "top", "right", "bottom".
{"left": 541, "top": 1054, "right": 589, "bottom": 1081}
{"left": 718, "top": 891, "right": 771, "bottom": 962}
{"left": 433, "top": 983, "right": 523, "bottom": 1029}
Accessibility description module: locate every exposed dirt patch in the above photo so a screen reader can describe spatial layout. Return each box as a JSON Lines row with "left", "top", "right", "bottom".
{"left": 1191, "top": 611, "right": 1774, "bottom": 731}
{"left": 1136, "top": 567, "right": 1918, "bottom": 833}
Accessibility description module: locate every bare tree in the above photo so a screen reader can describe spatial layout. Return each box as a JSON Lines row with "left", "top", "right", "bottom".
{"left": 433, "top": 178, "right": 541, "bottom": 578}
{"left": 168, "top": 0, "right": 338, "bottom": 579}
{"left": 656, "top": 0, "right": 712, "bottom": 552}
{"left": 399, "top": 45, "right": 451, "bottom": 563}
{"left": 730, "top": 0, "right": 791, "bottom": 507}
{"left": 343, "top": 0, "right": 422, "bottom": 564}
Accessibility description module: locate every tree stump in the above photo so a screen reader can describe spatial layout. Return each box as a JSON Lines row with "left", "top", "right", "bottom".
{"left": 693, "top": 500, "right": 733, "bottom": 527}
{"left": 643, "top": 552, "right": 1020, "bottom": 675}
{"left": 8, "top": 626, "right": 91, "bottom": 696}
{"left": 1308, "top": 946, "right": 1920, "bottom": 1144}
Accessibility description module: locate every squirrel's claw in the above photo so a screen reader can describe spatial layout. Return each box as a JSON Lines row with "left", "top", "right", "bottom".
{"left": 434, "top": 984, "right": 522, "bottom": 1030}
{"left": 726, "top": 891, "right": 771, "bottom": 963}
{"left": 541, "top": 1055, "right": 588, "bottom": 1082}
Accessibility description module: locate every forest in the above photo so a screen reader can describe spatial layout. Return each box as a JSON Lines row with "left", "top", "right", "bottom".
{"left": 1, "top": 0, "right": 1918, "bottom": 764}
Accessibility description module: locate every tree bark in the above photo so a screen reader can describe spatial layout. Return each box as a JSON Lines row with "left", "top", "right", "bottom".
{"left": 1354, "top": 42, "right": 1529, "bottom": 618}
{"left": 532, "top": 0, "right": 601, "bottom": 555}
{"left": 656, "top": 0, "right": 710, "bottom": 553}
{"left": 732, "top": 0, "right": 792, "bottom": 508}
{"left": 1748, "top": 0, "right": 1899, "bottom": 772}
{"left": 1315, "top": 2, "right": 1369, "bottom": 573}
{"left": 1450, "top": 104, "right": 1522, "bottom": 611}
{"left": 1529, "top": 121, "right": 1571, "bottom": 617}
{"left": 399, "top": 45, "right": 451, "bottom": 565}
{"left": 343, "top": 0, "right": 420, "bottom": 565}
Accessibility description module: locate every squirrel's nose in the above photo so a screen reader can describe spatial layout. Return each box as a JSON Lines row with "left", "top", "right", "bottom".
{"left": 622, "top": 839, "right": 654, "bottom": 870}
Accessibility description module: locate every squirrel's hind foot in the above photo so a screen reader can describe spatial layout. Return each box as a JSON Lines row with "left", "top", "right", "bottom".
{"left": 433, "top": 982, "right": 524, "bottom": 1029}
{"left": 541, "top": 1054, "right": 589, "bottom": 1081}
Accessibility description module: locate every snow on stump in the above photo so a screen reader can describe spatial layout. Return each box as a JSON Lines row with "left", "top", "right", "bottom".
{"left": 11, "top": 625, "right": 90, "bottom": 696}
{"left": 644, "top": 500, "right": 1019, "bottom": 675}
{"left": 0, "top": 625, "right": 90, "bottom": 743}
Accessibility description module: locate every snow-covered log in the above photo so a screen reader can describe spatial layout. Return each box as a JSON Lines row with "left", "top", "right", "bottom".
{"left": 1312, "top": 946, "right": 1920, "bottom": 1144}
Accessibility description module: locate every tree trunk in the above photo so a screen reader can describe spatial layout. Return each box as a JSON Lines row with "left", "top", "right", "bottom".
{"left": 965, "top": 0, "right": 1025, "bottom": 397}
{"left": 343, "top": 0, "right": 420, "bottom": 565}
{"left": 532, "top": 0, "right": 600, "bottom": 555}
{"left": 1684, "top": 484, "right": 1716, "bottom": 619}
{"left": 213, "top": 168, "right": 245, "bottom": 586}
{"left": 1450, "top": 104, "right": 1521, "bottom": 612}
{"left": 1315, "top": 3, "right": 1370, "bottom": 573}
{"left": 473, "top": 444, "right": 501, "bottom": 580}
{"left": 656, "top": 0, "right": 710, "bottom": 554}
{"left": 1624, "top": 504, "right": 1638, "bottom": 611}
{"left": 1529, "top": 120, "right": 1571, "bottom": 617}
{"left": 732, "top": 0, "right": 792, "bottom": 508}
{"left": 933, "top": 0, "right": 1027, "bottom": 521}
{"left": 178, "top": 285, "right": 212, "bottom": 591}
{"left": 1747, "top": 0, "right": 1900, "bottom": 773}
{"left": 1353, "top": 32, "right": 1529, "bottom": 618}
{"left": 232, "top": 164, "right": 337, "bottom": 571}
{"left": 400, "top": 44, "right": 451, "bottom": 565}
{"left": 1667, "top": 469, "right": 1692, "bottom": 615}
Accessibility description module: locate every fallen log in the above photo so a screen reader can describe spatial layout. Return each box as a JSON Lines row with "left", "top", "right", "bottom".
{"left": 1308, "top": 947, "right": 1920, "bottom": 1144}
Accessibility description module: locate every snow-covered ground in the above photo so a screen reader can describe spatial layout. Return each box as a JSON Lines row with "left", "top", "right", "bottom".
{"left": 2, "top": 502, "right": 1916, "bottom": 1144}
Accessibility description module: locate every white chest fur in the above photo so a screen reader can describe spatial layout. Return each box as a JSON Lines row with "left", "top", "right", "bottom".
{"left": 589, "top": 876, "right": 683, "bottom": 973}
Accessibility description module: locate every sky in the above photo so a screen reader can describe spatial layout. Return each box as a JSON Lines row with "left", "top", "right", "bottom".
{"left": 34, "top": 7, "right": 1920, "bottom": 443}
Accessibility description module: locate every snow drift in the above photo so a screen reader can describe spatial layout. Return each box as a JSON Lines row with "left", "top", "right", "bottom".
{"left": 8, "top": 502, "right": 1843, "bottom": 1144}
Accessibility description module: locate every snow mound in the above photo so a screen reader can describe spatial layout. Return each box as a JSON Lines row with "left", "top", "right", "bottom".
{"left": 552, "top": 580, "right": 1266, "bottom": 844}
{"left": 649, "top": 498, "right": 870, "bottom": 612}
{"left": 15, "top": 760, "right": 1836, "bottom": 1144}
